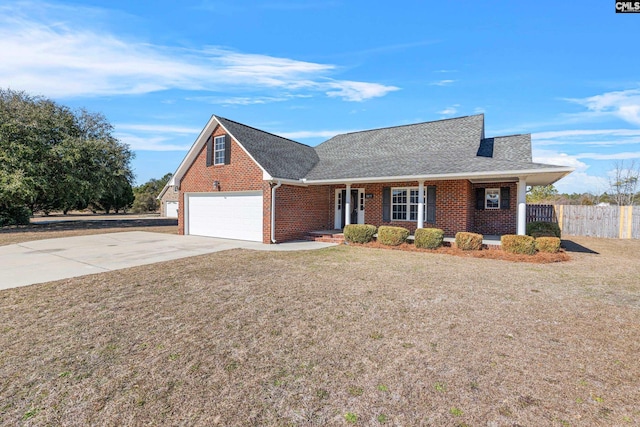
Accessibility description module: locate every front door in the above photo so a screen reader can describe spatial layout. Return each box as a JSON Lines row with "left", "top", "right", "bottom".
{"left": 335, "top": 189, "right": 365, "bottom": 229}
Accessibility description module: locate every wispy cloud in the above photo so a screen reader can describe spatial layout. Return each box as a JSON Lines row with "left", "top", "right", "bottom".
{"left": 566, "top": 88, "right": 640, "bottom": 126}
{"left": 430, "top": 79, "right": 455, "bottom": 86}
{"left": 532, "top": 149, "right": 608, "bottom": 193}
{"left": 0, "top": 1, "right": 398, "bottom": 102}
{"left": 114, "top": 133, "right": 192, "bottom": 152}
{"left": 116, "top": 124, "right": 201, "bottom": 134}
{"left": 575, "top": 151, "right": 640, "bottom": 161}
{"left": 438, "top": 104, "right": 460, "bottom": 116}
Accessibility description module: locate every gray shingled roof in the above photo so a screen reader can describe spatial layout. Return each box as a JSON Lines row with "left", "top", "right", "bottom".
{"left": 219, "top": 113, "right": 560, "bottom": 181}
{"left": 216, "top": 116, "right": 319, "bottom": 180}
{"left": 304, "top": 114, "right": 552, "bottom": 180}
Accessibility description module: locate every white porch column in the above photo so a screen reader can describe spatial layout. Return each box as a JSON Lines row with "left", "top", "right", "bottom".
{"left": 344, "top": 183, "right": 351, "bottom": 226}
{"left": 517, "top": 178, "right": 527, "bottom": 235}
{"left": 417, "top": 181, "right": 425, "bottom": 229}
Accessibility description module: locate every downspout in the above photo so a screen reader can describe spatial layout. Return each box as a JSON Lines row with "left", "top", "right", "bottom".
{"left": 270, "top": 180, "right": 282, "bottom": 243}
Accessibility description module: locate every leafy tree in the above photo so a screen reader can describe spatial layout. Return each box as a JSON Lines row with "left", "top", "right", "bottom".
{"left": 0, "top": 88, "right": 135, "bottom": 223}
{"left": 526, "top": 185, "right": 558, "bottom": 204}
{"left": 132, "top": 173, "right": 172, "bottom": 213}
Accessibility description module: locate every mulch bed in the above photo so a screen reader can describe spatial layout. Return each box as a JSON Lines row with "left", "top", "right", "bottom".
{"left": 349, "top": 240, "right": 570, "bottom": 263}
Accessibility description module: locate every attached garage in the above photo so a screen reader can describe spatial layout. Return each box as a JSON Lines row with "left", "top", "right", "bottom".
{"left": 185, "top": 191, "right": 263, "bottom": 242}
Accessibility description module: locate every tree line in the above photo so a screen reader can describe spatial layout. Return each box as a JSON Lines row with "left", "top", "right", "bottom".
{"left": 528, "top": 161, "right": 640, "bottom": 206}
{"left": 1, "top": 88, "right": 135, "bottom": 225}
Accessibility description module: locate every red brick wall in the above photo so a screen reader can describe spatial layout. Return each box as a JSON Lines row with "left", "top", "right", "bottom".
{"left": 331, "top": 180, "right": 474, "bottom": 237}
{"left": 472, "top": 182, "right": 518, "bottom": 235}
{"left": 178, "top": 124, "right": 268, "bottom": 241}
{"left": 274, "top": 185, "right": 333, "bottom": 242}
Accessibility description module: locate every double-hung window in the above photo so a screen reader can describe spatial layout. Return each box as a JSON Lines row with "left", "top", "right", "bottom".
{"left": 213, "top": 136, "right": 226, "bottom": 165}
{"left": 485, "top": 188, "right": 500, "bottom": 209}
{"left": 392, "top": 187, "right": 427, "bottom": 221}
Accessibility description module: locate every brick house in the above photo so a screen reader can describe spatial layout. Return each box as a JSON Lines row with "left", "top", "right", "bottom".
{"left": 168, "top": 114, "right": 573, "bottom": 243}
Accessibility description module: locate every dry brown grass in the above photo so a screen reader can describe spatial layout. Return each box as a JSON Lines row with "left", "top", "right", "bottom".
{"left": 0, "top": 218, "right": 177, "bottom": 246}
{"left": 1, "top": 236, "right": 639, "bottom": 426}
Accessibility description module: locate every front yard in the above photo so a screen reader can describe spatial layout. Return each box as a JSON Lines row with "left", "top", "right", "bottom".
{"left": 1, "top": 236, "right": 639, "bottom": 426}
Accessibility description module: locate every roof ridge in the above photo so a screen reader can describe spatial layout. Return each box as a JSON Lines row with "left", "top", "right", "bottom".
{"left": 488, "top": 133, "right": 530, "bottom": 139}
{"left": 214, "top": 115, "right": 312, "bottom": 149}
{"left": 328, "top": 113, "right": 485, "bottom": 138}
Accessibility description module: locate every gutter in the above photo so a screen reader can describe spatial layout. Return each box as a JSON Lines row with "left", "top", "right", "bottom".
{"left": 270, "top": 180, "right": 282, "bottom": 243}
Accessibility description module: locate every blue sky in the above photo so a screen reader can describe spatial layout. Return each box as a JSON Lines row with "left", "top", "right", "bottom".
{"left": 1, "top": 0, "right": 639, "bottom": 194}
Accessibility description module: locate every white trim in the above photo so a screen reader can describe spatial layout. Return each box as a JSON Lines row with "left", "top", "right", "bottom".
{"left": 334, "top": 188, "right": 365, "bottom": 229}
{"left": 517, "top": 178, "right": 527, "bottom": 235}
{"left": 390, "top": 186, "right": 428, "bottom": 222}
{"left": 417, "top": 181, "right": 424, "bottom": 229}
{"left": 485, "top": 188, "right": 500, "bottom": 210}
{"left": 172, "top": 115, "right": 271, "bottom": 186}
{"left": 213, "top": 135, "right": 226, "bottom": 165}
{"left": 301, "top": 167, "right": 574, "bottom": 185}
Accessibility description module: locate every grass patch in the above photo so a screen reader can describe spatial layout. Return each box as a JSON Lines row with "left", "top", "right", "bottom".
{"left": 0, "top": 236, "right": 638, "bottom": 425}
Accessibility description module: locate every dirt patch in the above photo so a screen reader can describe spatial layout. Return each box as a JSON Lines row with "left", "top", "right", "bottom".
{"left": 351, "top": 240, "right": 571, "bottom": 263}
{"left": 0, "top": 236, "right": 638, "bottom": 426}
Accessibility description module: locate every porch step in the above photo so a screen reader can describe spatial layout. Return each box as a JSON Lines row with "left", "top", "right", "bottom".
{"left": 305, "top": 230, "right": 345, "bottom": 244}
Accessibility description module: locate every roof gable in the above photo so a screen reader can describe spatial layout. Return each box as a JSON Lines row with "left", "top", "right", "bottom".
{"left": 215, "top": 116, "right": 318, "bottom": 180}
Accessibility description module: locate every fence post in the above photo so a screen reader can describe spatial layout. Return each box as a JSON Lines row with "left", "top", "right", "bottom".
{"left": 557, "top": 205, "right": 563, "bottom": 231}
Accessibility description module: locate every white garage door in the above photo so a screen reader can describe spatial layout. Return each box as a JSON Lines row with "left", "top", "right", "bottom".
{"left": 165, "top": 201, "right": 178, "bottom": 218}
{"left": 186, "top": 192, "right": 263, "bottom": 242}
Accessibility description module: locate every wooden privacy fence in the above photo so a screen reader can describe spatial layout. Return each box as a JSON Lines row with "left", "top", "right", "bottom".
{"left": 527, "top": 204, "right": 640, "bottom": 239}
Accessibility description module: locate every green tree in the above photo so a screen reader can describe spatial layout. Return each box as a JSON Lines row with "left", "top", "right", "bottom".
{"left": 526, "top": 185, "right": 558, "bottom": 204}
{"left": 132, "top": 173, "right": 172, "bottom": 213}
{"left": 0, "top": 88, "right": 135, "bottom": 223}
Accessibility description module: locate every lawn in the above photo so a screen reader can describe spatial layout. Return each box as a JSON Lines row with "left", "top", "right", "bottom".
{"left": 1, "top": 236, "right": 639, "bottom": 426}
{"left": 0, "top": 217, "right": 177, "bottom": 246}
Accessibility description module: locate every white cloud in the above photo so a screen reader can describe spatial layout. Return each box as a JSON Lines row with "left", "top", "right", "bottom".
{"left": 325, "top": 80, "right": 399, "bottom": 102}
{"left": 116, "top": 124, "right": 201, "bottom": 134}
{"left": 438, "top": 104, "right": 460, "bottom": 116}
{"left": 534, "top": 129, "right": 640, "bottom": 140}
{"left": 533, "top": 149, "right": 608, "bottom": 194}
{"left": 429, "top": 79, "right": 455, "bottom": 86}
{"left": 0, "top": 2, "right": 398, "bottom": 102}
{"left": 574, "top": 151, "right": 640, "bottom": 161}
{"left": 114, "top": 133, "right": 191, "bottom": 151}
{"left": 566, "top": 89, "right": 640, "bottom": 126}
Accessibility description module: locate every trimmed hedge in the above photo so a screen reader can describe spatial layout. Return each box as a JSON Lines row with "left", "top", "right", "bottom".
{"left": 455, "top": 232, "right": 483, "bottom": 251}
{"left": 526, "top": 221, "right": 561, "bottom": 238}
{"left": 377, "top": 226, "right": 410, "bottom": 246}
{"left": 343, "top": 224, "right": 377, "bottom": 244}
{"left": 535, "top": 236, "right": 561, "bottom": 253}
{"left": 501, "top": 234, "right": 536, "bottom": 255}
{"left": 414, "top": 228, "right": 444, "bottom": 249}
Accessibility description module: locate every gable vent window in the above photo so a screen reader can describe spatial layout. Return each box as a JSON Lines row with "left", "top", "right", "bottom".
{"left": 214, "top": 136, "right": 226, "bottom": 165}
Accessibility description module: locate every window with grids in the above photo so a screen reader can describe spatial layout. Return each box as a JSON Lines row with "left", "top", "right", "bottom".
{"left": 392, "top": 188, "right": 427, "bottom": 221}
{"left": 214, "top": 136, "right": 226, "bottom": 165}
{"left": 485, "top": 188, "right": 500, "bottom": 209}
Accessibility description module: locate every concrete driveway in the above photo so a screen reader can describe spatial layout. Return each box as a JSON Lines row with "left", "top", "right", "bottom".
{"left": 0, "top": 231, "right": 336, "bottom": 290}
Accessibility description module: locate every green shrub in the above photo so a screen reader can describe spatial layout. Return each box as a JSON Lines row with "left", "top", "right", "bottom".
{"left": 501, "top": 234, "right": 536, "bottom": 255}
{"left": 343, "top": 224, "right": 377, "bottom": 243}
{"left": 526, "top": 221, "right": 561, "bottom": 238}
{"left": 377, "top": 226, "right": 410, "bottom": 246}
{"left": 0, "top": 206, "right": 31, "bottom": 227}
{"left": 455, "top": 232, "right": 483, "bottom": 251}
{"left": 414, "top": 228, "right": 444, "bottom": 249}
{"left": 535, "top": 236, "right": 561, "bottom": 253}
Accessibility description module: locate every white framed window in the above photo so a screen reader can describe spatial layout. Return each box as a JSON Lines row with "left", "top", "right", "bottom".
{"left": 214, "top": 136, "right": 226, "bottom": 165}
{"left": 392, "top": 187, "right": 427, "bottom": 221}
{"left": 485, "top": 188, "right": 500, "bottom": 209}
